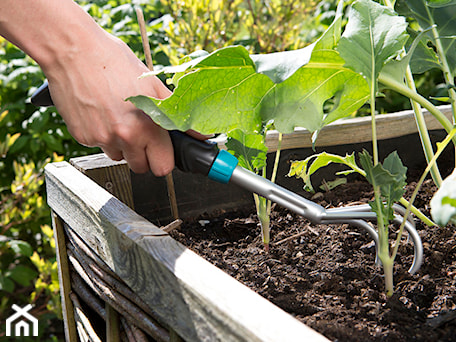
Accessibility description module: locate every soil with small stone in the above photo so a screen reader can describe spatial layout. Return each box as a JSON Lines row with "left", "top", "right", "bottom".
{"left": 170, "top": 174, "right": 456, "bottom": 341}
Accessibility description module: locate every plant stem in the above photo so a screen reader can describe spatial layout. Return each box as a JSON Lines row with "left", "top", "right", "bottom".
{"left": 254, "top": 193, "right": 270, "bottom": 251}
{"left": 405, "top": 66, "right": 443, "bottom": 187}
{"left": 379, "top": 73, "right": 455, "bottom": 139}
{"left": 370, "top": 62, "right": 393, "bottom": 294}
{"left": 382, "top": 259, "right": 395, "bottom": 297}
{"left": 383, "top": 0, "right": 443, "bottom": 186}
{"left": 399, "top": 197, "right": 435, "bottom": 227}
{"left": 392, "top": 128, "right": 456, "bottom": 261}
{"left": 267, "top": 133, "right": 283, "bottom": 214}
{"left": 425, "top": 5, "right": 456, "bottom": 122}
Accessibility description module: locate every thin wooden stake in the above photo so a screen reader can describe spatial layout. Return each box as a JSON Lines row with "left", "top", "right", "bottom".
{"left": 135, "top": 6, "right": 180, "bottom": 220}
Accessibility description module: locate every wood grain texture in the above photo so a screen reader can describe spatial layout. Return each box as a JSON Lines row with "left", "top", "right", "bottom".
{"left": 45, "top": 161, "right": 329, "bottom": 342}
{"left": 264, "top": 105, "right": 453, "bottom": 151}
{"left": 70, "top": 154, "right": 134, "bottom": 209}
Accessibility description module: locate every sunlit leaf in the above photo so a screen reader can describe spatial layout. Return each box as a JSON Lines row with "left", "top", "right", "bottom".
{"left": 288, "top": 152, "right": 361, "bottom": 192}
{"left": 129, "top": 13, "right": 369, "bottom": 136}
{"left": 338, "top": 0, "right": 408, "bottom": 90}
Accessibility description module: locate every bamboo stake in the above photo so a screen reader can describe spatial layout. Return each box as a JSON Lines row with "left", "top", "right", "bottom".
{"left": 135, "top": 6, "right": 180, "bottom": 220}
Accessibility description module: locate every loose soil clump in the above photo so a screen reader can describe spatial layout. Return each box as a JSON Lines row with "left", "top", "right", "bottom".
{"left": 170, "top": 178, "right": 456, "bottom": 341}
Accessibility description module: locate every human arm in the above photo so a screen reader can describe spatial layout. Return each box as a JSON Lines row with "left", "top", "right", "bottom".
{"left": 0, "top": 0, "right": 174, "bottom": 175}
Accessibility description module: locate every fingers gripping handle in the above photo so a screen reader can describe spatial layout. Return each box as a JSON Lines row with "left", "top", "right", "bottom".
{"left": 169, "top": 130, "right": 238, "bottom": 183}
{"left": 31, "top": 82, "right": 239, "bottom": 182}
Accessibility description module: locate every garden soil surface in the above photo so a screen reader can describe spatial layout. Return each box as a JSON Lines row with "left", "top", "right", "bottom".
{"left": 170, "top": 174, "right": 456, "bottom": 341}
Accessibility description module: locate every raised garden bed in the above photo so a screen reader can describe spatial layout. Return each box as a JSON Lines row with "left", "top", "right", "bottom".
{"left": 46, "top": 106, "right": 455, "bottom": 341}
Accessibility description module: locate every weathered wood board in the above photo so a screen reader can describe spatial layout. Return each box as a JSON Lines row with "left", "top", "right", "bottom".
{"left": 45, "top": 161, "right": 329, "bottom": 342}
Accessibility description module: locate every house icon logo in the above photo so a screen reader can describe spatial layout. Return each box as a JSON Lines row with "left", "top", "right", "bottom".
{"left": 5, "top": 304, "right": 38, "bottom": 337}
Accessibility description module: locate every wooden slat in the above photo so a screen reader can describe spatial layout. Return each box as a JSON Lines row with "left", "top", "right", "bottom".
{"left": 52, "top": 213, "right": 78, "bottom": 342}
{"left": 264, "top": 105, "right": 453, "bottom": 151}
{"left": 106, "top": 303, "right": 120, "bottom": 342}
{"left": 70, "top": 154, "right": 134, "bottom": 209}
{"left": 45, "top": 161, "right": 329, "bottom": 342}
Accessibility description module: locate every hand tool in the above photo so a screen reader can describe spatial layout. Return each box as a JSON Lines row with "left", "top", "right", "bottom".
{"left": 31, "top": 82, "right": 423, "bottom": 274}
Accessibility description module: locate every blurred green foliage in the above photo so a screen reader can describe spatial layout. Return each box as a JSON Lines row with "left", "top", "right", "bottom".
{"left": 1, "top": 0, "right": 446, "bottom": 339}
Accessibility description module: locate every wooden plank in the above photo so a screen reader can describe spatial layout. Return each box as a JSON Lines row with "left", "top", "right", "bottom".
{"left": 70, "top": 154, "right": 134, "bottom": 209}
{"left": 45, "top": 161, "right": 329, "bottom": 342}
{"left": 106, "top": 303, "right": 120, "bottom": 342}
{"left": 264, "top": 105, "right": 453, "bottom": 151}
{"left": 52, "top": 213, "right": 78, "bottom": 342}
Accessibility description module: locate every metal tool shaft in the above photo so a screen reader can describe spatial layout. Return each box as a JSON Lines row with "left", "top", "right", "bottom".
{"left": 230, "top": 166, "right": 325, "bottom": 222}
{"left": 230, "top": 166, "right": 377, "bottom": 222}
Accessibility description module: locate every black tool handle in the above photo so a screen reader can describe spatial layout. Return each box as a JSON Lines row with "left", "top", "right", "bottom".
{"left": 30, "top": 82, "right": 220, "bottom": 175}
{"left": 169, "top": 130, "right": 219, "bottom": 175}
{"left": 31, "top": 80, "right": 53, "bottom": 107}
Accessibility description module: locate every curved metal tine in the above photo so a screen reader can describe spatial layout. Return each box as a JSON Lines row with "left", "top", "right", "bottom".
{"left": 393, "top": 214, "right": 423, "bottom": 275}
{"left": 326, "top": 218, "right": 380, "bottom": 265}
{"left": 323, "top": 216, "right": 423, "bottom": 273}
{"left": 324, "top": 204, "right": 377, "bottom": 221}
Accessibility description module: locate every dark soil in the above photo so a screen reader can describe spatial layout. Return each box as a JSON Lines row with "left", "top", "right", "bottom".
{"left": 170, "top": 177, "right": 456, "bottom": 341}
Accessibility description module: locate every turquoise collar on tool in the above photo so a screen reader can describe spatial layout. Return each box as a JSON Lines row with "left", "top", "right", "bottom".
{"left": 208, "top": 149, "right": 238, "bottom": 184}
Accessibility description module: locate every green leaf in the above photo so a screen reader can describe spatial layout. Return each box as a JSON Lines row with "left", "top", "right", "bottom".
{"left": 226, "top": 129, "right": 267, "bottom": 172}
{"left": 407, "top": 29, "right": 441, "bottom": 74}
{"left": 359, "top": 150, "right": 389, "bottom": 186}
{"left": 427, "top": 0, "right": 456, "bottom": 8}
{"left": 0, "top": 273, "right": 15, "bottom": 293}
{"left": 288, "top": 152, "right": 361, "bottom": 192}
{"left": 9, "top": 240, "right": 33, "bottom": 257}
{"left": 430, "top": 170, "right": 456, "bottom": 225}
{"left": 381, "top": 27, "right": 439, "bottom": 81}
{"left": 129, "top": 46, "right": 269, "bottom": 134}
{"left": 129, "top": 13, "right": 369, "bottom": 136}
{"left": 359, "top": 150, "right": 407, "bottom": 221}
{"left": 338, "top": 0, "right": 409, "bottom": 90}
{"left": 250, "top": 45, "right": 314, "bottom": 84}
{"left": 261, "top": 50, "right": 370, "bottom": 133}
{"left": 380, "top": 151, "right": 408, "bottom": 211}
{"left": 8, "top": 265, "right": 38, "bottom": 286}
{"left": 397, "top": 0, "right": 456, "bottom": 75}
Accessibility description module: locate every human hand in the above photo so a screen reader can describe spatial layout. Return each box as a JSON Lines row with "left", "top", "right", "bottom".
{"left": 0, "top": 0, "right": 181, "bottom": 176}
{"left": 43, "top": 32, "right": 175, "bottom": 176}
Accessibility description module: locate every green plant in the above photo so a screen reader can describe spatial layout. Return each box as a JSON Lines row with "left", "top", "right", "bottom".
{"left": 290, "top": 0, "right": 456, "bottom": 296}
{"left": 129, "top": 4, "right": 369, "bottom": 250}
{"left": 159, "top": 0, "right": 248, "bottom": 65}
{"left": 244, "top": 0, "right": 319, "bottom": 53}
{"left": 156, "top": 0, "right": 323, "bottom": 66}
